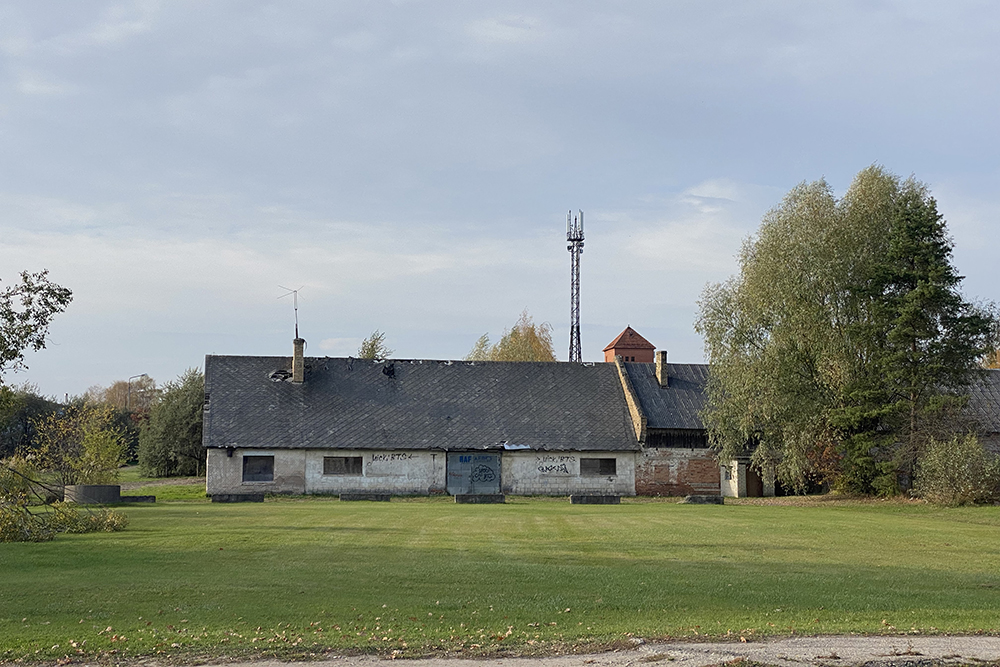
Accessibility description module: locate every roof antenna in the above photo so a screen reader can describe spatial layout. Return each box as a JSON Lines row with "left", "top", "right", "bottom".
{"left": 278, "top": 285, "right": 304, "bottom": 339}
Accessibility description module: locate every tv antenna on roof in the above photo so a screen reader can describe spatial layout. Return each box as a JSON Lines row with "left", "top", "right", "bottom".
{"left": 278, "top": 285, "right": 304, "bottom": 339}
{"left": 567, "top": 210, "right": 584, "bottom": 363}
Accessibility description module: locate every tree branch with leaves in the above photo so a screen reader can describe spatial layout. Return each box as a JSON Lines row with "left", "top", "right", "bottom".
{"left": 0, "top": 270, "right": 73, "bottom": 380}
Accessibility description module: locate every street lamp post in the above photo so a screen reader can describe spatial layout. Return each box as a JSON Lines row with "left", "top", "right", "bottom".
{"left": 127, "top": 374, "right": 149, "bottom": 410}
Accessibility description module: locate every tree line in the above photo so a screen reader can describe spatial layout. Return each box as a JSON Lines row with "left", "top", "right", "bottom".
{"left": 1, "top": 369, "right": 205, "bottom": 484}
{"left": 697, "top": 166, "right": 1000, "bottom": 499}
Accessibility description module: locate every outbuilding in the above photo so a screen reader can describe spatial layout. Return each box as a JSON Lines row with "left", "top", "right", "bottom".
{"left": 203, "top": 344, "right": 640, "bottom": 498}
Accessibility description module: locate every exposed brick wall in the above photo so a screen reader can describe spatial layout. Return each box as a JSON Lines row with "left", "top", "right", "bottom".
{"left": 635, "top": 447, "right": 720, "bottom": 496}
{"left": 614, "top": 357, "right": 646, "bottom": 444}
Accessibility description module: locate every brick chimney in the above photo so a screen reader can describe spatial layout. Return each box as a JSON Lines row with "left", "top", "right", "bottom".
{"left": 292, "top": 338, "right": 305, "bottom": 384}
{"left": 655, "top": 350, "right": 668, "bottom": 387}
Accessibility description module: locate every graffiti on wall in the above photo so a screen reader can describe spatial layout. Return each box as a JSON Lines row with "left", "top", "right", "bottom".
{"left": 370, "top": 452, "right": 415, "bottom": 463}
{"left": 536, "top": 454, "right": 575, "bottom": 474}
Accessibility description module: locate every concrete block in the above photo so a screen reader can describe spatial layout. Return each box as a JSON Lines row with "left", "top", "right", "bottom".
{"left": 64, "top": 485, "right": 121, "bottom": 504}
{"left": 570, "top": 495, "right": 621, "bottom": 504}
{"left": 340, "top": 493, "right": 391, "bottom": 502}
{"left": 211, "top": 493, "right": 265, "bottom": 503}
{"left": 454, "top": 494, "right": 505, "bottom": 504}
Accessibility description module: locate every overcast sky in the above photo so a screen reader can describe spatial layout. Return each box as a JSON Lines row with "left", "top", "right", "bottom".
{"left": 3, "top": 1, "right": 1000, "bottom": 398}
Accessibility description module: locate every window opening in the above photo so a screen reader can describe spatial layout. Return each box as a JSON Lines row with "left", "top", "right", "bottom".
{"left": 243, "top": 455, "right": 274, "bottom": 482}
{"left": 580, "top": 457, "right": 617, "bottom": 476}
{"left": 324, "top": 456, "right": 363, "bottom": 475}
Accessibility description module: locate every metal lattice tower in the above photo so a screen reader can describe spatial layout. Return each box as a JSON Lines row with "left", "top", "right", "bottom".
{"left": 567, "top": 210, "right": 584, "bottom": 362}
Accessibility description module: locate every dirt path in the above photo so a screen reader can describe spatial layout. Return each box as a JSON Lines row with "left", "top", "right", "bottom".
{"left": 120, "top": 636, "right": 1000, "bottom": 667}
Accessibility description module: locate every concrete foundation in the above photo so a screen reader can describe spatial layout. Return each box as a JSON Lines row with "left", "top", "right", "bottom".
{"left": 207, "top": 448, "right": 637, "bottom": 497}
{"left": 64, "top": 485, "right": 121, "bottom": 504}
{"left": 570, "top": 495, "right": 621, "bottom": 504}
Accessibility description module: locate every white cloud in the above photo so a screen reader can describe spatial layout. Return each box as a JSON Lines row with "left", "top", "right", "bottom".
{"left": 15, "top": 70, "right": 77, "bottom": 96}
{"left": 465, "top": 15, "right": 543, "bottom": 45}
{"left": 86, "top": 1, "right": 159, "bottom": 45}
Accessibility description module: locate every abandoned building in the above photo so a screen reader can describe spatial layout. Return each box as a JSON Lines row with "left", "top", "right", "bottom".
{"left": 209, "top": 326, "right": 1000, "bottom": 499}
{"left": 204, "top": 344, "right": 641, "bottom": 497}
{"left": 202, "top": 327, "right": 782, "bottom": 498}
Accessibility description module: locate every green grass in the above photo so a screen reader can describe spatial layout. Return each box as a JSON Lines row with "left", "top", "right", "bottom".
{"left": 2, "top": 497, "right": 1000, "bottom": 663}
{"left": 123, "top": 483, "right": 207, "bottom": 501}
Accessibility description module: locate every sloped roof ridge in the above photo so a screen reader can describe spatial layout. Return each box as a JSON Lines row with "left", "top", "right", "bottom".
{"left": 603, "top": 326, "right": 655, "bottom": 352}
{"left": 207, "top": 354, "right": 597, "bottom": 365}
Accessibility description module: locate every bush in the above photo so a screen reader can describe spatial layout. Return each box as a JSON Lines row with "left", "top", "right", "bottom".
{"left": 0, "top": 501, "right": 128, "bottom": 542}
{"left": 41, "top": 502, "right": 129, "bottom": 534}
{"left": 33, "top": 404, "right": 127, "bottom": 486}
{"left": 914, "top": 434, "right": 1000, "bottom": 505}
{"left": 0, "top": 497, "right": 54, "bottom": 542}
{"left": 1, "top": 456, "right": 129, "bottom": 542}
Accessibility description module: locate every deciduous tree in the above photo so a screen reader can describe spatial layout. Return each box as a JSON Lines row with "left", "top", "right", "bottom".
{"left": 465, "top": 310, "right": 557, "bottom": 362}
{"left": 358, "top": 330, "right": 393, "bottom": 360}
{"left": 696, "top": 166, "right": 997, "bottom": 493}
{"left": 33, "top": 404, "right": 127, "bottom": 486}
{"left": 0, "top": 270, "right": 72, "bottom": 380}
{"left": 138, "top": 369, "right": 204, "bottom": 477}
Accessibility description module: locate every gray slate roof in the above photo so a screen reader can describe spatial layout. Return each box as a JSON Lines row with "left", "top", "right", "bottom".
{"left": 967, "top": 369, "right": 1000, "bottom": 433}
{"left": 623, "top": 362, "right": 709, "bottom": 430}
{"left": 623, "top": 363, "right": 1000, "bottom": 435}
{"left": 204, "top": 356, "right": 640, "bottom": 452}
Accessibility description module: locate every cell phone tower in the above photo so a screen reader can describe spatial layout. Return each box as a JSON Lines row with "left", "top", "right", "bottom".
{"left": 567, "top": 210, "right": 584, "bottom": 362}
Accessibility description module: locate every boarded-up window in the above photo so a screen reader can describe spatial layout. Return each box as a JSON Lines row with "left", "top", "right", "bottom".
{"left": 580, "top": 458, "right": 616, "bottom": 476}
{"left": 243, "top": 455, "right": 274, "bottom": 482}
{"left": 324, "top": 456, "right": 363, "bottom": 476}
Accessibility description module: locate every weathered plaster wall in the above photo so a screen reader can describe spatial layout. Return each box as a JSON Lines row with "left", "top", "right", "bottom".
{"left": 635, "top": 447, "right": 721, "bottom": 496}
{"left": 208, "top": 448, "right": 637, "bottom": 497}
{"left": 719, "top": 459, "right": 775, "bottom": 498}
{"left": 720, "top": 460, "right": 743, "bottom": 497}
{"left": 305, "top": 450, "right": 443, "bottom": 495}
{"left": 207, "top": 448, "right": 307, "bottom": 495}
{"left": 207, "top": 448, "right": 444, "bottom": 495}
{"left": 501, "top": 451, "right": 636, "bottom": 496}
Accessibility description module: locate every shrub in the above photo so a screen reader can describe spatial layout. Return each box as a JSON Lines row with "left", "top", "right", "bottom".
{"left": 1, "top": 456, "right": 128, "bottom": 542}
{"left": 41, "top": 502, "right": 129, "bottom": 534}
{"left": 0, "top": 497, "right": 54, "bottom": 542}
{"left": 33, "top": 404, "right": 127, "bottom": 486}
{"left": 914, "top": 434, "right": 1000, "bottom": 505}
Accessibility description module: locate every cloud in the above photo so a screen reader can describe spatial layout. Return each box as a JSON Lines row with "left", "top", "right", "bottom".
{"left": 465, "top": 15, "right": 543, "bottom": 45}
{"left": 86, "top": 1, "right": 159, "bottom": 46}
{"left": 15, "top": 70, "right": 77, "bottom": 96}
{"left": 318, "top": 337, "right": 360, "bottom": 354}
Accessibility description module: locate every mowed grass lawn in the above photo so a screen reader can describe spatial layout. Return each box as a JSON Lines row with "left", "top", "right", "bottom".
{"left": 2, "top": 493, "right": 1000, "bottom": 662}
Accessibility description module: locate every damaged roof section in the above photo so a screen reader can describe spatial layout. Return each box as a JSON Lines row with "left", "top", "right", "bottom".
{"left": 622, "top": 361, "right": 709, "bottom": 430}
{"left": 204, "top": 356, "right": 640, "bottom": 452}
